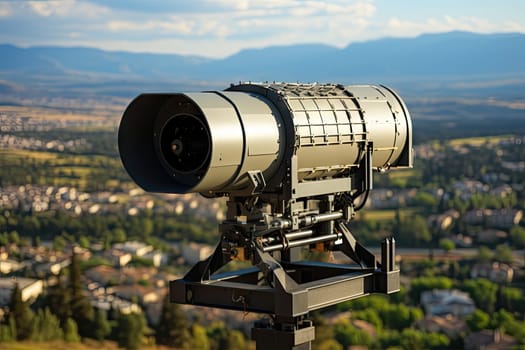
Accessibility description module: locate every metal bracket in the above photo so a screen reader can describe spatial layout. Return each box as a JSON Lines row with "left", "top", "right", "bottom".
{"left": 170, "top": 227, "right": 399, "bottom": 316}
{"left": 247, "top": 170, "right": 266, "bottom": 194}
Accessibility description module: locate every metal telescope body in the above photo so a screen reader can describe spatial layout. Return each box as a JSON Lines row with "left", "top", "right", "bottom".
{"left": 119, "top": 82, "right": 413, "bottom": 350}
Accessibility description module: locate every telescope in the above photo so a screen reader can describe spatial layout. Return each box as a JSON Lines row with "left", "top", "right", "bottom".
{"left": 119, "top": 82, "right": 412, "bottom": 350}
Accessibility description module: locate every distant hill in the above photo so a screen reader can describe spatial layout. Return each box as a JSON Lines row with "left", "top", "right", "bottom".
{"left": 1, "top": 31, "right": 525, "bottom": 97}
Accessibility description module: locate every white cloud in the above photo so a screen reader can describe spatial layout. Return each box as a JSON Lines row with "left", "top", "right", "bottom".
{"left": 107, "top": 16, "right": 233, "bottom": 38}
{"left": 209, "top": 0, "right": 295, "bottom": 11}
{"left": 28, "top": 0, "right": 108, "bottom": 18}
{"left": 504, "top": 21, "right": 525, "bottom": 32}
{"left": 107, "top": 20, "right": 194, "bottom": 35}
{"left": 0, "top": 3, "right": 12, "bottom": 17}
{"left": 93, "top": 0, "right": 377, "bottom": 56}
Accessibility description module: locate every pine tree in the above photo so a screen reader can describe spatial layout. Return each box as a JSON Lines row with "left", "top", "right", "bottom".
{"left": 63, "top": 317, "right": 81, "bottom": 343}
{"left": 0, "top": 315, "right": 16, "bottom": 342}
{"left": 92, "top": 309, "right": 111, "bottom": 342}
{"left": 31, "top": 308, "right": 63, "bottom": 341}
{"left": 116, "top": 312, "right": 146, "bottom": 350}
{"left": 46, "top": 275, "right": 71, "bottom": 326}
{"left": 68, "top": 250, "right": 94, "bottom": 338}
{"left": 7, "top": 283, "right": 34, "bottom": 340}
{"left": 156, "top": 293, "right": 191, "bottom": 348}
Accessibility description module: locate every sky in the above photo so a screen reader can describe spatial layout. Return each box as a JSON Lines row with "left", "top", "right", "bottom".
{"left": 0, "top": 0, "right": 524, "bottom": 58}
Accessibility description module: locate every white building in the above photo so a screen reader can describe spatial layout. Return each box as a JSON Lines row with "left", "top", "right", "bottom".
{"left": 471, "top": 263, "right": 514, "bottom": 284}
{"left": 182, "top": 242, "right": 214, "bottom": 265}
{"left": 421, "top": 289, "right": 475, "bottom": 318}
{"left": 0, "top": 277, "right": 44, "bottom": 305}
{"left": 113, "top": 241, "right": 154, "bottom": 257}
{"left": 0, "top": 259, "right": 23, "bottom": 274}
{"left": 143, "top": 250, "right": 169, "bottom": 267}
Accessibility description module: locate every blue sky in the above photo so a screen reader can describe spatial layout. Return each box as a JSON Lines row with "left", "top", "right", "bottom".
{"left": 0, "top": 0, "right": 523, "bottom": 58}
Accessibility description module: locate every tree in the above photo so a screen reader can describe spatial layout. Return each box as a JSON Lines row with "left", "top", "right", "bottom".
{"left": 68, "top": 250, "right": 94, "bottom": 338}
{"left": 78, "top": 235, "right": 90, "bottom": 249}
{"left": 397, "top": 215, "right": 431, "bottom": 247}
{"left": 413, "top": 192, "right": 439, "bottom": 211}
{"left": 156, "top": 294, "right": 191, "bottom": 348}
{"left": 352, "top": 309, "right": 383, "bottom": 329}
{"left": 466, "top": 309, "right": 490, "bottom": 332}
{"left": 499, "top": 287, "right": 525, "bottom": 314}
{"left": 8, "top": 230, "right": 19, "bottom": 245}
{"left": 116, "top": 313, "right": 146, "bottom": 350}
{"left": 0, "top": 232, "right": 8, "bottom": 246}
{"left": 191, "top": 324, "right": 210, "bottom": 350}
{"left": 31, "top": 308, "right": 63, "bottom": 341}
{"left": 439, "top": 238, "right": 455, "bottom": 253}
{"left": 492, "top": 309, "right": 525, "bottom": 344}
{"left": 460, "top": 278, "right": 498, "bottom": 314}
{"left": 311, "top": 311, "right": 335, "bottom": 349}
{"left": 53, "top": 235, "right": 66, "bottom": 252}
{"left": 206, "top": 322, "right": 247, "bottom": 350}
{"left": 494, "top": 245, "right": 513, "bottom": 264}
{"left": 32, "top": 235, "right": 41, "bottom": 248}
{"left": 333, "top": 320, "right": 372, "bottom": 348}
{"left": 475, "top": 246, "right": 493, "bottom": 263}
{"left": 112, "top": 228, "right": 127, "bottom": 243}
{"left": 409, "top": 276, "right": 453, "bottom": 304}
{"left": 224, "top": 329, "right": 246, "bottom": 350}
{"left": 381, "top": 304, "right": 423, "bottom": 330}
{"left": 207, "top": 322, "right": 228, "bottom": 350}
{"left": 92, "top": 309, "right": 111, "bottom": 342}
{"left": 402, "top": 329, "right": 450, "bottom": 350}
{"left": 46, "top": 275, "right": 71, "bottom": 325}
{"left": 0, "top": 315, "right": 16, "bottom": 342}
{"left": 63, "top": 317, "right": 80, "bottom": 343}
{"left": 510, "top": 225, "right": 525, "bottom": 248}
{"left": 316, "top": 339, "right": 343, "bottom": 350}
{"left": 7, "top": 283, "right": 34, "bottom": 340}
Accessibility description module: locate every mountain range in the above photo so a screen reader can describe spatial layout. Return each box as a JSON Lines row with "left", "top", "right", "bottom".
{"left": 1, "top": 31, "right": 525, "bottom": 98}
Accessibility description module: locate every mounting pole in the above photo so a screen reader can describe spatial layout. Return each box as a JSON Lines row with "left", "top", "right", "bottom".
{"left": 252, "top": 316, "right": 315, "bottom": 350}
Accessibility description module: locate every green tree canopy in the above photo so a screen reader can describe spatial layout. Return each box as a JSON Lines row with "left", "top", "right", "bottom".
{"left": 156, "top": 293, "right": 191, "bottom": 348}
{"left": 191, "top": 324, "right": 210, "bottom": 350}
{"left": 31, "top": 308, "right": 63, "bottom": 342}
{"left": 92, "top": 309, "right": 111, "bottom": 342}
{"left": 116, "top": 312, "right": 146, "bottom": 350}
{"left": 460, "top": 278, "right": 498, "bottom": 314}
{"left": 63, "top": 317, "right": 80, "bottom": 343}
{"left": 510, "top": 225, "right": 525, "bottom": 248}
{"left": 466, "top": 309, "right": 490, "bottom": 332}
{"left": 7, "top": 283, "right": 34, "bottom": 340}
{"left": 494, "top": 245, "right": 513, "bottom": 264}
{"left": 439, "top": 238, "right": 455, "bottom": 252}
{"left": 333, "top": 320, "right": 372, "bottom": 348}
{"left": 409, "top": 276, "right": 453, "bottom": 304}
{"left": 69, "top": 250, "right": 95, "bottom": 338}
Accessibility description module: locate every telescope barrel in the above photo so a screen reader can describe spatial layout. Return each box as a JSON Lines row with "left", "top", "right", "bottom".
{"left": 118, "top": 83, "right": 412, "bottom": 196}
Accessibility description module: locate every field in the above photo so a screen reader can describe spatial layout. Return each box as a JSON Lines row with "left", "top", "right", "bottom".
{"left": 0, "top": 149, "right": 127, "bottom": 191}
{"left": 357, "top": 208, "right": 418, "bottom": 222}
{"left": 448, "top": 134, "right": 514, "bottom": 146}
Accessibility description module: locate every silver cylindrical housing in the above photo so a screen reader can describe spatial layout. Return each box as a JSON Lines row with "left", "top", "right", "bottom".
{"left": 119, "top": 91, "right": 284, "bottom": 193}
{"left": 118, "top": 83, "right": 412, "bottom": 194}
{"left": 285, "top": 85, "right": 410, "bottom": 180}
